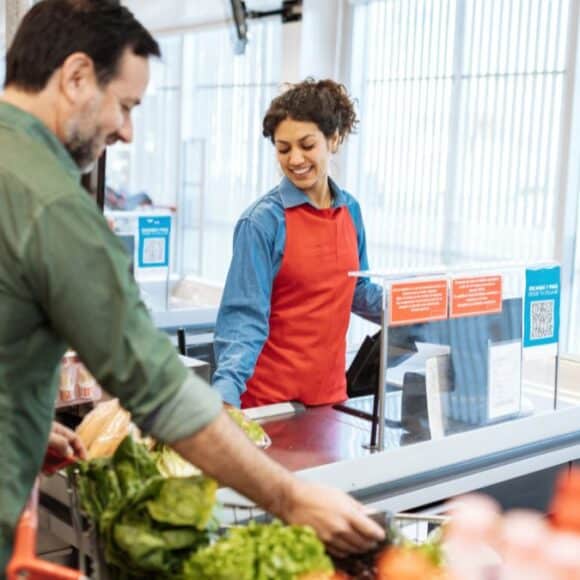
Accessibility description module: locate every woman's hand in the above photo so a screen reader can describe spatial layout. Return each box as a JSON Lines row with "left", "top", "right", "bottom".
{"left": 47, "top": 421, "right": 87, "bottom": 460}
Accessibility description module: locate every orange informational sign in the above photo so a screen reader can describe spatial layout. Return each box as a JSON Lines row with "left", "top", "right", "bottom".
{"left": 389, "top": 279, "right": 449, "bottom": 326}
{"left": 450, "top": 275, "right": 503, "bottom": 318}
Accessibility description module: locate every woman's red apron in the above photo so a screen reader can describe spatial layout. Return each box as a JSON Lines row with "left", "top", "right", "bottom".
{"left": 241, "top": 203, "right": 359, "bottom": 408}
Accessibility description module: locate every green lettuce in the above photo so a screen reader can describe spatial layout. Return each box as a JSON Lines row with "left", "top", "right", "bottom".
{"left": 182, "top": 520, "right": 333, "bottom": 580}
{"left": 146, "top": 476, "right": 218, "bottom": 528}
{"left": 75, "top": 457, "right": 120, "bottom": 523}
{"left": 108, "top": 477, "right": 211, "bottom": 576}
{"left": 154, "top": 444, "right": 200, "bottom": 478}
{"left": 75, "top": 436, "right": 218, "bottom": 579}
{"left": 113, "top": 434, "right": 160, "bottom": 497}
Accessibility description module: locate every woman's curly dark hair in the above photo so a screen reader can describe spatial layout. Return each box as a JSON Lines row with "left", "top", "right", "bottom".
{"left": 262, "top": 78, "right": 358, "bottom": 144}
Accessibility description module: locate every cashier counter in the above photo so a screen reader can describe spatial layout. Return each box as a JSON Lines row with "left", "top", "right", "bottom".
{"left": 218, "top": 297, "right": 580, "bottom": 521}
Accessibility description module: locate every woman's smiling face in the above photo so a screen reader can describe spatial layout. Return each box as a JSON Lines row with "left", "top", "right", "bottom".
{"left": 274, "top": 118, "right": 338, "bottom": 197}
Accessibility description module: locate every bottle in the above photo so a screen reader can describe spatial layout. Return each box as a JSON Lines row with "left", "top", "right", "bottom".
{"left": 58, "top": 350, "right": 77, "bottom": 403}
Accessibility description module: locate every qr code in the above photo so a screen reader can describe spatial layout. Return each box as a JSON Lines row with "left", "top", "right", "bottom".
{"left": 142, "top": 237, "right": 166, "bottom": 265}
{"left": 530, "top": 300, "right": 554, "bottom": 340}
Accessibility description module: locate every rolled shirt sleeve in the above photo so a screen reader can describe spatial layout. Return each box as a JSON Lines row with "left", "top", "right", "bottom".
{"left": 212, "top": 218, "right": 275, "bottom": 407}
{"left": 22, "top": 194, "right": 222, "bottom": 443}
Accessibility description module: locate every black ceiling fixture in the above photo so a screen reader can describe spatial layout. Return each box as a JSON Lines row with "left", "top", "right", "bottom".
{"left": 229, "top": 0, "right": 302, "bottom": 55}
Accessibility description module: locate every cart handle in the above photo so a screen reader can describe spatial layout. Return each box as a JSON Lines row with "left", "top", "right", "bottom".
{"left": 7, "top": 480, "right": 86, "bottom": 580}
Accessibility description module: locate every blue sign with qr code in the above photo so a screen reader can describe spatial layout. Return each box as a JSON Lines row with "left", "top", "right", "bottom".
{"left": 524, "top": 266, "right": 560, "bottom": 347}
{"left": 138, "top": 216, "right": 171, "bottom": 268}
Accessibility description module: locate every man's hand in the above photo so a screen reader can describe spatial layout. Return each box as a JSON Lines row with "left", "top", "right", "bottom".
{"left": 47, "top": 421, "right": 87, "bottom": 460}
{"left": 279, "top": 480, "right": 384, "bottom": 558}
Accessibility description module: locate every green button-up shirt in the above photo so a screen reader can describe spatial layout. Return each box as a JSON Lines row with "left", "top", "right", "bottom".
{"left": 0, "top": 101, "right": 222, "bottom": 572}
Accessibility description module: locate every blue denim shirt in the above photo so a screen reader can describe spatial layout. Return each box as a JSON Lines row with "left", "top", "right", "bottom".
{"left": 212, "top": 176, "right": 383, "bottom": 406}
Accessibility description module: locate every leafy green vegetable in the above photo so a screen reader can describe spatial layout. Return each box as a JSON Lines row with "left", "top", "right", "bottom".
{"left": 74, "top": 436, "right": 217, "bottom": 579}
{"left": 226, "top": 407, "right": 268, "bottom": 445}
{"left": 113, "top": 434, "right": 160, "bottom": 497}
{"left": 182, "top": 525, "right": 255, "bottom": 580}
{"left": 182, "top": 520, "right": 333, "bottom": 580}
{"left": 147, "top": 476, "right": 218, "bottom": 528}
{"left": 75, "top": 457, "right": 120, "bottom": 523}
{"left": 110, "top": 478, "right": 210, "bottom": 576}
{"left": 154, "top": 444, "right": 200, "bottom": 478}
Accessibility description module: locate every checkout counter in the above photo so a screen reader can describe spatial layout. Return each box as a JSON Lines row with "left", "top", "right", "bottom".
{"left": 223, "top": 392, "right": 580, "bottom": 517}
{"left": 219, "top": 263, "right": 579, "bottom": 517}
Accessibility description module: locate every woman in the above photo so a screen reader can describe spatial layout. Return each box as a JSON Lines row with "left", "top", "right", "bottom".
{"left": 213, "top": 79, "right": 382, "bottom": 408}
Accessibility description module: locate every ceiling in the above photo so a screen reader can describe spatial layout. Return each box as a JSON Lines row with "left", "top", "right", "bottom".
{"left": 123, "top": 0, "right": 284, "bottom": 34}
{"left": 0, "top": 1, "right": 285, "bottom": 47}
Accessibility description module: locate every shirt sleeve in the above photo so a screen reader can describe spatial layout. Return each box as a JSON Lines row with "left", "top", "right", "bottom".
{"left": 22, "top": 195, "right": 222, "bottom": 443}
{"left": 212, "top": 217, "right": 275, "bottom": 407}
{"left": 348, "top": 199, "right": 384, "bottom": 324}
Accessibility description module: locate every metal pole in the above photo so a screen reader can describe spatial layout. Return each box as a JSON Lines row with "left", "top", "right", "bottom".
{"left": 5, "top": 0, "right": 33, "bottom": 48}
{"left": 376, "top": 294, "right": 388, "bottom": 452}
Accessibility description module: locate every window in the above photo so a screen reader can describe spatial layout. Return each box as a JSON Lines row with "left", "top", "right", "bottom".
{"left": 180, "top": 23, "right": 282, "bottom": 281}
{"left": 347, "top": 0, "right": 578, "bottom": 347}
{"left": 106, "top": 20, "right": 282, "bottom": 287}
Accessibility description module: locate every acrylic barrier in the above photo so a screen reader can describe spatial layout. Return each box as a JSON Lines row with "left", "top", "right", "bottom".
{"left": 345, "top": 262, "right": 564, "bottom": 451}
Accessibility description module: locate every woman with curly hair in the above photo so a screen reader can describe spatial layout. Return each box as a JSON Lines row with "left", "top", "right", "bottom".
{"left": 213, "top": 79, "right": 383, "bottom": 408}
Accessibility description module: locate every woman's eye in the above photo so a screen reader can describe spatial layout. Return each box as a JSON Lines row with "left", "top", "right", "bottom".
{"left": 302, "top": 144, "right": 314, "bottom": 151}
{"left": 277, "top": 149, "right": 290, "bottom": 155}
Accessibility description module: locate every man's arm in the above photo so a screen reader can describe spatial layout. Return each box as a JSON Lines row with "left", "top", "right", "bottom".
{"left": 172, "top": 410, "right": 385, "bottom": 557}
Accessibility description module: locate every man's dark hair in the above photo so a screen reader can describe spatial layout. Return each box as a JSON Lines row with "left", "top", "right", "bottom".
{"left": 4, "top": 0, "right": 160, "bottom": 91}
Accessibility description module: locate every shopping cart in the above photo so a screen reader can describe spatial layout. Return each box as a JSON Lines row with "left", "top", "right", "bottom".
{"left": 389, "top": 512, "right": 448, "bottom": 543}
{"left": 6, "top": 480, "right": 87, "bottom": 580}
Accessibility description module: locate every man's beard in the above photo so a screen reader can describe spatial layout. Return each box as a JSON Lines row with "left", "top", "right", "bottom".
{"left": 64, "top": 97, "right": 104, "bottom": 173}
{"left": 65, "top": 130, "right": 101, "bottom": 174}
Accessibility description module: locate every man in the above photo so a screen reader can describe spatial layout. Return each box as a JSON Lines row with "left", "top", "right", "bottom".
{"left": 0, "top": 0, "right": 384, "bottom": 572}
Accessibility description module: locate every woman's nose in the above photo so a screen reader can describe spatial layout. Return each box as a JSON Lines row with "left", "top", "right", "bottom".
{"left": 288, "top": 148, "right": 305, "bottom": 165}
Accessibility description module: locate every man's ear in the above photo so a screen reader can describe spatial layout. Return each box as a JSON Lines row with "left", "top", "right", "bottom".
{"left": 58, "top": 52, "right": 97, "bottom": 105}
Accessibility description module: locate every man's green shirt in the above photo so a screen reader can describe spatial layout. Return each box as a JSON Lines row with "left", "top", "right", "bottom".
{"left": 0, "top": 101, "right": 222, "bottom": 572}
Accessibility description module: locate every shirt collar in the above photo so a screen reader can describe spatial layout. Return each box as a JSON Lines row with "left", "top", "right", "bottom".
{"left": 0, "top": 101, "right": 81, "bottom": 182}
{"left": 278, "top": 175, "right": 348, "bottom": 209}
